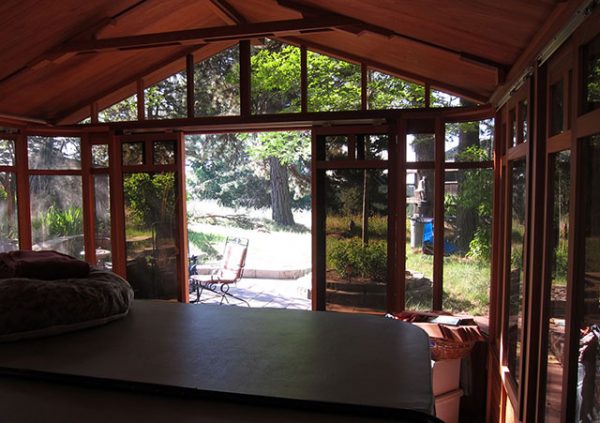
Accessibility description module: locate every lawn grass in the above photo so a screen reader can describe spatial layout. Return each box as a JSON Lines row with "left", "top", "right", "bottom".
{"left": 405, "top": 243, "right": 490, "bottom": 316}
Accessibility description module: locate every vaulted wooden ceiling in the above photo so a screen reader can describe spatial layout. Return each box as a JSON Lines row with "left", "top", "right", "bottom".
{"left": 0, "top": 0, "right": 587, "bottom": 125}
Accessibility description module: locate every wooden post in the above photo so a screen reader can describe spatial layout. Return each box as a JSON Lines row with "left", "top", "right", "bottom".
{"left": 15, "top": 133, "right": 32, "bottom": 250}
{"left": 239, "top": 40, "right": 251, "bottom": 117}
{"left": 301, "top": 46, "right": 308, "bottom": 113}
{"left": 361, "top": 63, "right": 368, "bottom": 111}
{"left": 137, "top": 79, "right": 145, "bottom": 121}
{"left": 186, "top": 54, "right": 195, "bottom": 119}
{"left": 432, "top": 117, "right": 445, "bottom": 311}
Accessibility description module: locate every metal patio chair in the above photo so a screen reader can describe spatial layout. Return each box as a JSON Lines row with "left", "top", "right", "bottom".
{"left": 190, "top": 237, "right": 250, "bottom": 307}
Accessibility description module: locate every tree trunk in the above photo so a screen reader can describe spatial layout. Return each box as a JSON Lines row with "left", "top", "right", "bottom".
{"left": 269, "top": 156, "right": 295, "bottom": 226}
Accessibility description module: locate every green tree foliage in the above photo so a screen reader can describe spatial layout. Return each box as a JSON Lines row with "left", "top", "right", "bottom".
{"left": 123, "top": 173, "right": 176, "bottom": 229}
{"left": 368, "top": 71, "right": 425, "bottom": 109}
{"left": 99, "top": 94, "right": 137, "bottom": 122}
{"left": 307, "top": 51, "right": 361, "bottom": 112}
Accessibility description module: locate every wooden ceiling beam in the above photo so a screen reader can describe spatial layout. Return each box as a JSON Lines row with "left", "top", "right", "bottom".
{"left": 207, "top": 0, "right": 248, "bottom": 25}
{"left": 57, "top": 17, "right": 352, "bottom": 54}
{"left": 281, "top": 36, "right": 490, "bottom": 104}
{"left": 277, "top": 0, "right": 509, "bottom": 75}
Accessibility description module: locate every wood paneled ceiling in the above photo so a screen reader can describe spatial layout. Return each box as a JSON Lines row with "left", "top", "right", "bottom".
{"left": 0, "top": 0, "right": 588, "bottom": 124}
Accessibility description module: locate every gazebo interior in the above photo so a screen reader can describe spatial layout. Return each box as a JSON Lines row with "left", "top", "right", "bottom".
{"left": 0, "top": 1, "right": 599, "bottom": 421}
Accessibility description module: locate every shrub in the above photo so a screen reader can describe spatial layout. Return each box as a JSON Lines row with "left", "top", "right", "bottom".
{"left": 44, "top": 206, "right": 83, "bottom": 237}
{"left": 328, "top": 237, "right": 387, "bottom": 281}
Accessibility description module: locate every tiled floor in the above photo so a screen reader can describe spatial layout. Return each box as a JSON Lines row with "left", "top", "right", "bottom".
{"left": 189, "top": 276, "right": 311, "bottom": 310}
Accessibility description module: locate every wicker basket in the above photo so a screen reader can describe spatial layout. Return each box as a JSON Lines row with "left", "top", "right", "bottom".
{"left": 430, "top": 337, "right": 474, "bottom": 360}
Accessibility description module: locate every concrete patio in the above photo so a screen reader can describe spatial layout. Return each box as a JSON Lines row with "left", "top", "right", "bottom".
{"left": 189, "top": 274, "right": 311, "bottom": 309}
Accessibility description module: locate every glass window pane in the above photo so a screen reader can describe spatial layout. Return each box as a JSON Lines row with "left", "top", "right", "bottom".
{"left": 30, "top": 175, "right": 83, "bottom": 258}
{"left": 576, "top": 135, "right": 600, "bottom": 421}
{"left": 0, "top": 139, "right": 15, "bottom": 166}
{"left": 124, "top": 172, "right": 178, "bottom": 300}
{"left": 550, "top": 80, "right": 564, "bottom": 136}
{"left": 153, "top": 141, "right": 176, "bottom": 165}
{"left": 519, "top": 100, "right": 528, "bottom": 143}
{"left": 91, "top": 144, "right": 109, "bottom": 168}
{"left": 94, "top": 175, "right": 112, "bottom": 269}
{"left": 445, "top": 120, "right": 494, "bottom": 162}
{"left": 194, "top": 45, "right": 240, "bottom": 117}
{"left": 308, "top": 51, "right": 360, "bottom": 112}
{"left": 251, "top": 39, "right": 301, "bottom": 114}
{"left": 430, "top": 90, "right": 464, "bottom": 107}
{"left": 510, "top": 109, "right": 518, "bottom": 148}
{"left": 325, "top": 169, "right": 388, "bottom": 312}
{"left": 583, "top": 34, "right": 600, "bottom": 114}
{"left": 145, "top": 71, "right": 187, "bottom": 120}
{"left": 368, "top": 70, "right": 425, "bottom": 109}
{"left": 543, "top": 150, "right": 570, "bottom": 422}
{"left": 358, "top": 135, "right": 388, "bottom": 160}
{"left": 98, "top": 94, "right": 138, "bottom": 122}
{"left": 122, "top": 142, "right": 144, "bottom": 166}
{"left": 507, "top": 159, "right": 527, "bottom": 387}
{"left": 320, "top": 136, "right": 349, "bottom": 161}
{"left": 406, "top": 168, "right": 435, "bottom": 311}
{"left": 0, "top": 172, "right": 18, "bottom": 252}
{"left": 28, "top": 136, "right": 81, "bottom": 170}
{"left": 443, "top": 168, "right": 492, "bottom": 316}
{"left": 407, "top": 133, "right": 435, "bottom": 162}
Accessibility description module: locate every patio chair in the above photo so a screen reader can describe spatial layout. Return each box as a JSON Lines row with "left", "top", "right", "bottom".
{"left": 190, "top": 237, "right": 250, "bottom": 306}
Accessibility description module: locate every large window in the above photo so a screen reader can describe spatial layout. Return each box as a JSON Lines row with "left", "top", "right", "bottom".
{"left": 507, "top": 159, "right": 527, "bottom": 388}
{"left": 28, "top": 136, "right": 83, "bottom": 258}
{"left": 543, "top": 150, "right": 570, "bottom": 422}
{"left": 575, "top": 135, "right": 600, "bottom": 421}
{"left": 0, "top": 138, "right": 18, "bottom": 251}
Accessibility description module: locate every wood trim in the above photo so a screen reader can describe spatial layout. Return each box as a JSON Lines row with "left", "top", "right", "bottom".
{"left": 136, "top": 79, "right": 145, "bottom": 121}
{"left": 443, "top": 160, "right": 494, "bottom": 169}
{"left": 312, "top": 124, "right": 391, "bottom": 136}
{"left": 90, "top": 103, "right": 99, "bottom": 125}
{"left": 315, "top": 160, "right": 387, "bottom": 170}
{"left": 208, "top": 0, "right": 247, "bottom": 25}
{"left": 276, "top": 0, "right": 508, "bottom": 73}
{"left": 576, "top": 108, "right": 600, "bottom": 138}
{"left": 80, "top": 134, "right": 96, "bottom": 266}
{"left": 59, "top": 18, "right": 357, "bottom": 53}
{"left": 239, "top": 41, "right": 251, "bottom": 118}
{"left": 186, "top": 54, "right": 195, "bottom": 119}
{"left": 546, "top": 130, "right": 571, "bottom": 153}
{"left": 109, "top": 132, "right": 126, "bottom": 277}
{"left": 311, "top": 131, "right": 325, "bottom": 310}
{"left": 490, "top": 0, "right": 585, "bottom": 105}
{"left": 507, "top": 142, "right": 528, "bottom": 161}
{"left": 300, "top": 46, "right": 308, "bottom": 113}
{"left": 176, "top": 132, "right": 189, "bottom": 303}
{"left": 361, "top": 63, "right": 368, "bottom": 111}
{"left": 394, "top": 118, "right": 407, "bottom": 312}
{"left": 521, "top": 65, "right": 546, "bottom": 423}
{"left": 15, "top": 133, "right": 32, "bottom": 249}
{"left": 432, "top": 117, "right": 444, "bottom": 311}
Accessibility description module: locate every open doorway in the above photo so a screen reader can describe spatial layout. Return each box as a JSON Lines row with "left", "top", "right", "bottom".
{"left": 184, "top": 131, "right": 311, "bottom": 309}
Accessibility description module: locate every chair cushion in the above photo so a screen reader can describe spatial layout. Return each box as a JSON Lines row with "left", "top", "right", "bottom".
{"left": 0, "top": 269, "right": 134, "bottom": 342}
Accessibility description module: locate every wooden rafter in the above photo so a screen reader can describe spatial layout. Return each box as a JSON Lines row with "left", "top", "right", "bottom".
{"left": 207, "top": 0, "right": 247, "bottom": 25}
{"left": 276, "top": 0, "right": 510, "bottom": 74}
{"left": 56, "top": 17, "right": 356, "bottom": 54}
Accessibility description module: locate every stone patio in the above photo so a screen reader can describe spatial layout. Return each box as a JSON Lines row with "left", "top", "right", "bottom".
{"left": 189, "top": 274, "right": 311, "bottom": 309}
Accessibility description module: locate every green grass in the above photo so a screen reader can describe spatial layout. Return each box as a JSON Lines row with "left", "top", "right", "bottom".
{"left": 405, "top": 244, "right": 490, "bottom": 315}
{"left": 188, "top": 231, "right": 225, "bottom": 259}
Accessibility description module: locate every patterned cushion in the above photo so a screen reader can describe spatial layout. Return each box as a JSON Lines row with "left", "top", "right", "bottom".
{"left": 0, "top": 269, "right": 134, "bottom": 342}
